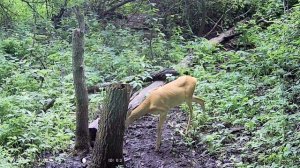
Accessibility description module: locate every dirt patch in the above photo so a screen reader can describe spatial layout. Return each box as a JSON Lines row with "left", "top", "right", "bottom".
{"left": 37, "top": 108, "right": 217, "bottom": 168}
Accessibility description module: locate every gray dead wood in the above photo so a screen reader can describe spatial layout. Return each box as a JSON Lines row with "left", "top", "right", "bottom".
{"left": 143, "top": 68, "right": 179, "bottom": 82}
{"left": 209, "top": 27, "right": 236, "bottom": 44}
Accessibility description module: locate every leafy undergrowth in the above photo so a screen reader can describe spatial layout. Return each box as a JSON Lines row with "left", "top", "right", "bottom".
{"left": 0, "top": 3, "right": 299, "bottom": 168}
{"left": 0, "top": 20, "right": 197, "bottom": 167}
{"left": 189, "top": 5, "right": 300, "bottom": 167}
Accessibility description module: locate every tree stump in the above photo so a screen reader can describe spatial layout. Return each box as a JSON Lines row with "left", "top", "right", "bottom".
{"left": 89, "top": 84, "right": 131, "bottom": 168}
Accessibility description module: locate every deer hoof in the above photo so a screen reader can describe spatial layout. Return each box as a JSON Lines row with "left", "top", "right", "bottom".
{"left": 155, "top": 146, "right": 160, "bottom": 152}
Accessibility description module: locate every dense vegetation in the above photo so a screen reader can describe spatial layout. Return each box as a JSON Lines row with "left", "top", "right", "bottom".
{"left": 0, "top": 0, "right": 299, "bottom": 167}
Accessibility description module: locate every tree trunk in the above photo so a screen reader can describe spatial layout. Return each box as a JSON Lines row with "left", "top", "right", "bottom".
{"left": 89, "top": 84, "right": 131, "bottom": 168}
{"left": 72, "top": 8, "right": 90, "bottom": 153}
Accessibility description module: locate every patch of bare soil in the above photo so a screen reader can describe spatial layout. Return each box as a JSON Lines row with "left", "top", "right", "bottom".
{"left": 38, "top": 108, "right": 217, "bottom": 168}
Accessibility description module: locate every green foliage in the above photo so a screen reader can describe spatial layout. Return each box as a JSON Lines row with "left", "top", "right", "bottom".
{"left": 85, "top": 25, "right": 154, "bottom": 81}
{"left": 0, "top": 16, "right": 173, "bottom": 167}
{"left": 1, "top": 37, "right": 31, "bottom": 58}
{"left": 189, "top": 5, "right": 300, "bottom": 167}
{"left": 0, "top": 54, "right": 15, "bottom": 84}
{"left": 0, "top": 44, "right": 76, "bottom": 165}
{"left": 0, "top": 93, "right": 75, "bottom": 166}
{"left": 0, "top": 1, "right": 299, "bottom": 167}
{"left": 0, "top": 0, "right": 31, "bottom": 25}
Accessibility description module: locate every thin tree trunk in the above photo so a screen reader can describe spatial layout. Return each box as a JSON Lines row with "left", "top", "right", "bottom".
{"left": 72, "top": 7, "right": 90, "bottom": 153}
{"left": 198, "top": 0, "right": 207, "bottom": 36}
{"left": 89, "top": 84, "right": 131, "bottom": 168}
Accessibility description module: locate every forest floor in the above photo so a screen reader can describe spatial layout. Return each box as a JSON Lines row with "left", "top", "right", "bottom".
{"left": 37, "top": 108, "right": 219, "bottom": 168}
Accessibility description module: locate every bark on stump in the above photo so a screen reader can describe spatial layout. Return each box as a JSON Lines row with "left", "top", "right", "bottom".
{"left": 89, "top": 84, "right": 131, "bottom": 168}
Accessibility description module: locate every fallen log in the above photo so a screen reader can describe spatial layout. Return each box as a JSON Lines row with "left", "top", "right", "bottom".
{"left": 209, "top": 27, "right": 238, "bottom": 44}
{"left": 143, "top": 68, "right": 179, "bottom": 82}
{"left": 88, "top": 118, "right": 99, "bottom": 147}
{"left": 128, "top": 81, "right": 165, "bottom": 111}
{"left": 42, "top": 99, "right": 56, "bottom": 112}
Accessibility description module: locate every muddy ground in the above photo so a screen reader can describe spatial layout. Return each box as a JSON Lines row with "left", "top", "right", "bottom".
{"left": 38, "top": 108, "right": 218, "bottom": 168}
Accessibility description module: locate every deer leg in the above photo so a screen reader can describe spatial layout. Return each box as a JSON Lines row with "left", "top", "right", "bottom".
{"left": 186, "top": 101, "right": 193, "bottom": 134}
{"left": 156, "top": 112, "right": 167, "bottom": 151}
{"left": 192, "top": 96, "right": 205, "bottom": 111}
